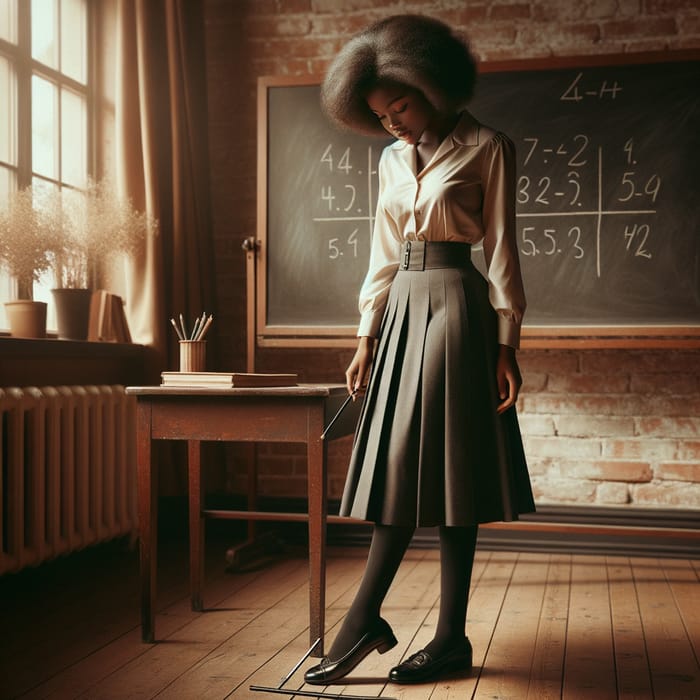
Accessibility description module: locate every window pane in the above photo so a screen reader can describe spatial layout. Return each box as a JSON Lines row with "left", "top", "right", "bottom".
{"left": 0, "top": 166, "right": 15, "bottom": 329}
{"left": 33, "top": 268, "right": 57, "bottom": 330}
{"left": 32, "top": 74, "right": 58, "bottom": 179}
{"left": 0, "top": 267, "right": 13, "bottom": 327}
{"left": 32, "top": 0, "right": 58, "bottom": 70}
{"left": 0, "top": 0, "right": 17, "bottom": 44}
{"left": 0, "top": 164, "right": 13, "bottom": 193}
{"left": 0, "top": 55, "right": 17, "bottom": 165}
{"left": 61, "top": 0, "right": 86, "bottom": 83}
{"left": 30, "top": 176, "right": 57, "bottom": 330}
{"left": 61, "top": 87, "right": 86, "bottom": 187}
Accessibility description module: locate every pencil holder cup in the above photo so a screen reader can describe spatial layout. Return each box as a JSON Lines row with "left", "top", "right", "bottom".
{"left": 179, "top": 340, "right": 206, "bottom": 372}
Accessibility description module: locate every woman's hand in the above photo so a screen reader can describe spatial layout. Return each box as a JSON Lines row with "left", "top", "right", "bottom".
{"left": 496, "top": 344, "right": 522, "bottom": 414}
{"left": 346, "top": 336, "right": 376, "bottom": 397}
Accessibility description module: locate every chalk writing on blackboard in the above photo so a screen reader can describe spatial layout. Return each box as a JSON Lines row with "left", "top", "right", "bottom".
{"left": 517, "top": 142, "right": 659, "bottom": 278}
{"left": 560, "top": 72, "right": 623, "bottom": 101}
{"left": 314, "top": 145, "right": 381, "bottom": 262}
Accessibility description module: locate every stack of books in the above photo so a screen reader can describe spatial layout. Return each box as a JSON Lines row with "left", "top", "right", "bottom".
{"left": 160, "top": 371, "right": 298, "bottom": 388}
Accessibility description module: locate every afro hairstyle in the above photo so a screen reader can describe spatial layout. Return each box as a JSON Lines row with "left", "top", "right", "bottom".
{"left": 321, "top": 14, "right": 477, "bottom": 136}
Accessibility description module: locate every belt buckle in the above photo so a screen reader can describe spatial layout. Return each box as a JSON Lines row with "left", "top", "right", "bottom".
{"left": 401, "top": 241, "right": 411, "bottom": 270}
{"left": 407, "top": 240, "right": 425, "bottom": 271}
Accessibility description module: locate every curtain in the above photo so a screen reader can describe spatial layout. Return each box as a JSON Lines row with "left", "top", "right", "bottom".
{"left": 113, "top": 0, "right": 217, "bottom": 376}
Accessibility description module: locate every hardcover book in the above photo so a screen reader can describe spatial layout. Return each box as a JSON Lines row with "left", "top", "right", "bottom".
{"left": 160, "top": 372, "right": 298, "bottom": 388}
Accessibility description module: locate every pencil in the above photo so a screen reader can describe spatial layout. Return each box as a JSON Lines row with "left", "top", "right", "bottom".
{"left": 190, "top": 316, "right": 201, "bottom": 340}
{"left": 195, "top": 314, "right": 213, "bottom": 340}
{"left": 178, "top": 313, "right": 187, "bottom": 340}
{"left": 170, "top": 317, "right": 184, "bottom": 340}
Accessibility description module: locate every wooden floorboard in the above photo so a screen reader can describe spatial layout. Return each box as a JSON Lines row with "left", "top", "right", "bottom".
{"left": 526, "top": 554, "right": 569, "bottom": 700}
{"left": 0, "top": 536, "right": 698, "bottom": 700}
{"left": 607, "top": 556, "right": 655, "bottom": 699}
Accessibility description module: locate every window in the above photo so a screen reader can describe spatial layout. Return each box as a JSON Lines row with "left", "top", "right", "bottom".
{"left": 0, "top": 0, "right": 90, "bottom": 329}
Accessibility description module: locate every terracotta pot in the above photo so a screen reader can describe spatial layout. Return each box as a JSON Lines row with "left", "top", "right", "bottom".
{"left": 51, "top": 288, "right": 92, "bottom": 340}
{"left": 5, "top": 300, "right": 48, "bottom": 338}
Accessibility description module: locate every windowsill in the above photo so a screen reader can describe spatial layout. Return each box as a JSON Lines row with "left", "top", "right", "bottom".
{"left": 0, "top": 336, "right": 154, "bottom": 386}
{"left": 0, "top": 334, "right": 145, "bottom": 353}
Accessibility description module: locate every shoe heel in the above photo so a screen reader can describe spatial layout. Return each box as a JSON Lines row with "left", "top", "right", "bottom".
{"left": 378, "top": 633, "right": 398, "bottom": 654}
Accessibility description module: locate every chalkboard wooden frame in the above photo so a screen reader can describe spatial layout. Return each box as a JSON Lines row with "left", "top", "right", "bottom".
{"left": 255, "top": 51, "right": 700, "bottom": 349}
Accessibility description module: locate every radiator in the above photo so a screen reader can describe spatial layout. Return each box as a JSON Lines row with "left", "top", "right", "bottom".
{"left": 0, "top": 385, "right": 137, "bottom": 575}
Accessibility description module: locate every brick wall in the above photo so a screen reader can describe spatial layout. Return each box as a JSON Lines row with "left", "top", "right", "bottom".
{"left": 518, "top": 349, "right": 700, "bottom": 508}
{"left": 203, "top": 0, "right": 700, "bottom": 510}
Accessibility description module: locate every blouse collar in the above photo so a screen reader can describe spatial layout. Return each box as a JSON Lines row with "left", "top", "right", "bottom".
{"left": 389, "top": 111, "right": 481, "bottom": 176}
{"left": 389, "top": 110, "right": 481, "bottom": 153}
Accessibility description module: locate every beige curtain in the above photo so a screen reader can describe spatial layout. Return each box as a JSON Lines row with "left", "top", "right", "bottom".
{"left": 112, "top": 0, "right": 216, "bottom": 377}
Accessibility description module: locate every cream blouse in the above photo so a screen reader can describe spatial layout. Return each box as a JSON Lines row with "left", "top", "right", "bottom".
{"left": 357, "top": 110, "right": 526, "bottom": 348}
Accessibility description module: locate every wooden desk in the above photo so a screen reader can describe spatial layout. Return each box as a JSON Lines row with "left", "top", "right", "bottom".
{"left": 126, "top": 384, "right": 359, "bottom": 654}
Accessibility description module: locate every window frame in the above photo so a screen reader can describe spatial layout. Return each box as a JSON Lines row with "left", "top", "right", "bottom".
{"left": 0, "top": 0, "right": 96, "bottom": 328}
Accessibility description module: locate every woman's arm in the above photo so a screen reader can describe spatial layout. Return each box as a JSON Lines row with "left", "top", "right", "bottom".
{"left": 496, "top": 343, "right": 522, "bottom": 414}
{"left": 481, "top": 132, "right": 526, "bottom": 349}
{"left": 345, "top": 335, "right": 377, "bottom": 396}
{"left": 357, "top": 151, "right": 401, "bottom": 338}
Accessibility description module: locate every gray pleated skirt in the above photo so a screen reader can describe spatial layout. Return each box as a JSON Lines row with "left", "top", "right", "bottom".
{"left": 340, "top": 240, "right": 535, "bottom": 527}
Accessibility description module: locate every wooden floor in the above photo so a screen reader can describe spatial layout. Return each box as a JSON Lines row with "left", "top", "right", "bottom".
{"left": 1, "top": 535, "right": 698, "bottom": 700}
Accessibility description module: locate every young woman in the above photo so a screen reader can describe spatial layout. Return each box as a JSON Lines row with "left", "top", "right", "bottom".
{"left": 305, "top": 14, "right": 535, "bottom": 685}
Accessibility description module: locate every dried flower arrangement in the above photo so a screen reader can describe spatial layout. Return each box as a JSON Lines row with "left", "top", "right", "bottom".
{"left": 0, "top": 187, "right": 60, "bottom": 300}
{"left": 52, "top": 178, "right": 158, "bottom": 289}
{"left": 0, "top": 179, "right": 157, "bottom": 296}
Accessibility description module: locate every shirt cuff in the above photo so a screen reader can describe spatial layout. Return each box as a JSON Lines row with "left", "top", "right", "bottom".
{"left": 498, "top": 315, "right": 521, "bottom": 349}
{"left": 358, "top": 309, "right": 383, "bottom": 338}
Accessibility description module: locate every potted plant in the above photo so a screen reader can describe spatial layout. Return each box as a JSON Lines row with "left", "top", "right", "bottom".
{"left": 0, "top": 187, "right": 59, "bottom": 337}
{"left": 50, "top": 178, "right": 157, "bottom": 340}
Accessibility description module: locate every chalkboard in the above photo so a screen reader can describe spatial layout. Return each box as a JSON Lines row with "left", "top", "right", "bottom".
{"left": 257, "top": 53, "right": 700, "bottom": 345}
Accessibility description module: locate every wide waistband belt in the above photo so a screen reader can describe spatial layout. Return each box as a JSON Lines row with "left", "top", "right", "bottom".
{"left": 399, "top": 240, "right": 471, "bottom": 271}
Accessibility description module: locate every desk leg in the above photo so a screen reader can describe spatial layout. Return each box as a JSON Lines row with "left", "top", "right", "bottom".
{"left": 307, "top": 411, "right": 328, "bottom": 657}
{"left": 136, "top": 401, "right": 157, "bottom": 643}
{"left": 188, "top": 440, "right": 205, "bottom": 611}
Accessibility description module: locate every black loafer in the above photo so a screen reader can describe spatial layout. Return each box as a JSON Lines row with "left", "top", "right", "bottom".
{"left": 389, "top": 638, "right": 473, "bottom": 684}
{"left": 304, "top": 618, "right": 398, "bottom": 685}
